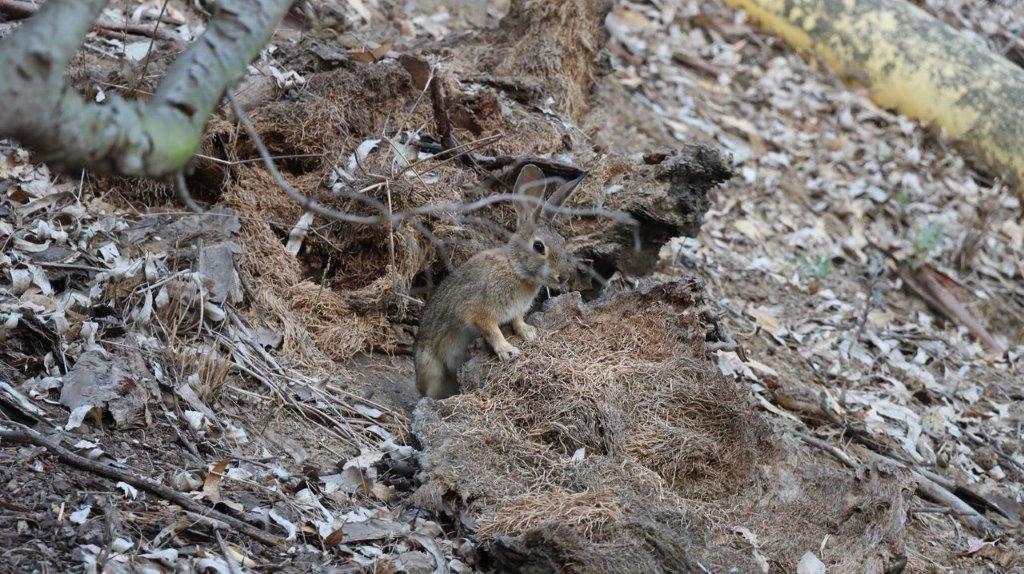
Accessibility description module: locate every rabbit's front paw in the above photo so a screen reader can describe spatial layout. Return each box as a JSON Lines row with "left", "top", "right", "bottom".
{"left": 496, "top": 343, "right": 521, "bottom": 361}
{"left": 518, "top": 323, "right": 538, "bottom": 341}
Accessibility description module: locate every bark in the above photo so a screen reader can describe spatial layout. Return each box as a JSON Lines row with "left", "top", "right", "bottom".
{"left": 0, "top": 0, "right": 292, "bottom": 177}
{"left": 723, "top": 0, "right": 1024, "bottom": 198}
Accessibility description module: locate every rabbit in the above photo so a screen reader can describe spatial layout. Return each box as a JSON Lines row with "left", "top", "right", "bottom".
{"left": 415, "top": 163, "right": 583, "bottom": 400}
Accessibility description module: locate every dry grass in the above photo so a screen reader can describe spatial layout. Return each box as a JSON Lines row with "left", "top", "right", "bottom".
{"left": 459, "top": 283, "right": 767, "bottom": 499}
{"left": 414, "top": 279, "right": 916, "bottom": 572}
{"left": 487, "top": 0, "right": 611, "bottom": 120}
{"left": 478, "top": 490, "right": 625, "bottom": 539}
{"left": 415, "top": 281, "right": 772, "bottom": 546}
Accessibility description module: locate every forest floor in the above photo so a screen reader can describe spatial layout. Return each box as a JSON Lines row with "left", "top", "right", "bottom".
{"left": 1, "top": 0, "right": 1023, "bottom": 572}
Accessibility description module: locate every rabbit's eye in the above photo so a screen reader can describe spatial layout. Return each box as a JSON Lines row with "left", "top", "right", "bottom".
{"left": 532, "top": 240, "right": 546, "bottom": 254}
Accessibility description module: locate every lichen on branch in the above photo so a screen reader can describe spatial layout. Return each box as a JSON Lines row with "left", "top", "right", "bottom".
{"left": 0, "top": 0, "right": 293, "bottom": 177}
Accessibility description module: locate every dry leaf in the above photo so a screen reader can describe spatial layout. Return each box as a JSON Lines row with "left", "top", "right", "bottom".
{"left": 324, "top": 527, "right": 344, "bottom": 547}
{"left": 202, "top": 460, "right": 230, "bottom": 503}
{"left": 399, "top": 54, "right": 431, "bottom": 90}
{"left": 797, "top": 551, "right": 827, "bottom": 574}
{"left": 735, "top": 219, "right": 766, "bottom": 241}
{"left": 746, "top": 305, "right": 782, "bottom": 333}
{"left": 350, "top": 42, "right": 392, "bottom": 63}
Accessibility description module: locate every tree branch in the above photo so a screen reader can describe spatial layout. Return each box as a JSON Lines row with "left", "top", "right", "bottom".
{"left": 0, "top": 0, "right": 293, "bottom": 177}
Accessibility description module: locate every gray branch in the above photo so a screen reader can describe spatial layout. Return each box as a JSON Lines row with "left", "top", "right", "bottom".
{"left": 0, "top": 0, "right": 293, "bottom": 177}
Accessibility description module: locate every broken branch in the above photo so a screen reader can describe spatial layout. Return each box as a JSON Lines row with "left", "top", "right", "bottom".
{"left": 0, "top": 423, "right": 284, "bottom": 547}
{"left": 794, "top": 428, "right": 1000, "bottom": 536}
{"left": 793, "top": 430, "right": 859, "bottom": 468}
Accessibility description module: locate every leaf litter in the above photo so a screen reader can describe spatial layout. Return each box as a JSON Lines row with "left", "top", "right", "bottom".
{"left": 594, "top": 0, "right": 1024, "bottom": 569}
{"left": 1, "top": 0, "right": 1023, "bottom": 572}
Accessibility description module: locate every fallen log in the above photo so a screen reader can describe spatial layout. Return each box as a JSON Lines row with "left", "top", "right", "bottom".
{"left": 723, "top": 0, "right": 1024, "bottom": 198}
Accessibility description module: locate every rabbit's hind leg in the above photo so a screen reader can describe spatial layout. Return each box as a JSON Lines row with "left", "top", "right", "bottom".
{"left": 415, "top": 350, "right": 457, "bottom": 399}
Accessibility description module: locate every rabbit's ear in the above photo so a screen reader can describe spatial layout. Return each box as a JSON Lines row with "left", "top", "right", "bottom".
{"left": 546, "top": 173, "right": 586, "bottom": 210}
{"left": 513, "top": 163, "right": 547, "bottom": 227}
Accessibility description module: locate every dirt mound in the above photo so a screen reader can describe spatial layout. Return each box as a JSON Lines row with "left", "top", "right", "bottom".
{"left": 72, "top": 0, "right": 731, "bottom": 372}
{"left": 196, "top": 54, "right": 729, "bottom": 367}
{"left": 480, "top": 0, "right": 612, "bottom": 120}
{"left": 412, "top": 278, "right": 915, "bottom": 572}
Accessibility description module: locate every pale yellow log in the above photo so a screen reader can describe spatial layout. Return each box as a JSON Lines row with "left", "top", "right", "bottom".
{"left": 723, "top": 0, "right": 1024, "bottom": 198}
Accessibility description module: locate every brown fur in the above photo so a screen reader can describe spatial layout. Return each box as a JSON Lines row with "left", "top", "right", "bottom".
{"left": 415, "top": 165, "right": 580, "bottom": 399}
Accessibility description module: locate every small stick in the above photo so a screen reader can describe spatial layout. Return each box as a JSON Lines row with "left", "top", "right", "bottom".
{"left": 0, "top": 423, "right": 284, "bottom": 547}
{"left": 910, "top": 506, "right": 975, "bottom": 515}
{"left": 216, "top": 530, "right": 243, "bottom": 574}
{"left": 35, "top": 261, "right": 107, "bottom": 273}
{"left": 795, "top": 429, "right": 1001, "bottom": 536}
{"left": 175, "top": 172, "right": 205, "bottom": 213}
{"left": 911, "top": 467, "right": 1000, "bottom": 537}
{"left": 793, "top": 431, "right": 858, "bottom": 468}
{"left": 131, "top": 0, "right": 172, "bottom": 97}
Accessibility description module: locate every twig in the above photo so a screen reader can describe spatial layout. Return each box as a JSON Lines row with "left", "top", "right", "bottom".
{"left": 914, "top": 265, "right": 1003, "bottom": 353}
{"left": 877, "top": 244, "right": 1004, "bottom": 353}
{"left": 158, "top": 400, "right": 201, "bottom": 461}
{"left": 671, "top": 51, "right": 724, "bottom": 77}
{"left": 0, "top": 423, "right": 284, "bottom": 547}
{"left": 794, "top": 431, "right": 859, "bottom": 468}
{"left": 134, "top": 0, "right": 172, "bottom": 95}
{"left": 910, "top": 506, "right": 976, "bottom": 515}
{"left": 810, "top": 409, "right": 1003, "bottom": 537}
{"left": 818, "top": 399, "right": 1014, "bottom": 524}
{"left": 35, "top": 261, "right": 107, "bottom": 273}
{"left": 175, "top": 172, "right": 205, "bottom": 213}
{"left": 216, "top": 530, "right": 243, "bottom": 574}
{"left": 909, "top": 465, "right": 1001, "bottom": 537}
{"left": 406, "top": 134, "right": 587, "bottom": 180}
{"left": 216, "top": 324, "right": 387, "bottom": 450}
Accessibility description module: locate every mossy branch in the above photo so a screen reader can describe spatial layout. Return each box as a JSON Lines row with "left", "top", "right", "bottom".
{"left": 0, "top": 0, "right": 293, "bottom": 177}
